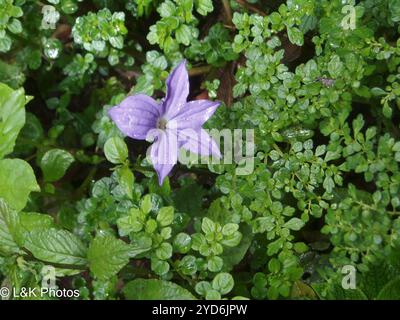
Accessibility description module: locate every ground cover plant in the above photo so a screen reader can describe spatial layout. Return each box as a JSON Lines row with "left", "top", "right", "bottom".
{"left": 0, "top": 0, "right": 400, "bottom": 300}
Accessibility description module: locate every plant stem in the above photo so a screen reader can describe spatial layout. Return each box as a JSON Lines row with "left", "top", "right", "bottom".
{"left": 222, "top": 0, "right": 233, "bottom": 24}
{"left": 189, "top": 65, "right": 212, "bottom": 77}
{"left": 74, "top": 167, "right": 97, "bottom": 200}
{"left": 272, "top": 143, "right": 284, "bottom": 157}
{"left": 236, "top": 0, "right": 267, "bottom": 16}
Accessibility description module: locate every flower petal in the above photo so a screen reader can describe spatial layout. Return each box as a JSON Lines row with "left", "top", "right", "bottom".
{"left": 163, "top": 60, "right": 189, "bottom": 120}
{"left": 172, "top": 100, "right": 220, "bottom": 129}
{"left": 108, "top": 94, "right": 160, "bottom": 140}
{"left": 179, "top": 128, "right": 221, "bottom": 158}
{"left": 150, "top": 130, "right": 179, "bottom": 185}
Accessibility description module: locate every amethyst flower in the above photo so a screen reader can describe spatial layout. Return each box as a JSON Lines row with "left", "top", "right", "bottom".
{"left": 108, "top": 60, "right": 221, "bottom": 185}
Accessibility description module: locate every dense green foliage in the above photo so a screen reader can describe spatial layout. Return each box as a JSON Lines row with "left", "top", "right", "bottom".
{"left": 0, "top": 0, "right": 400, "bottom": 300}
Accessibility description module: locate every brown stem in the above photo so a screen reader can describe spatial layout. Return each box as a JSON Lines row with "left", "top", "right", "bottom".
{"left": 189, "top": 65, "right": 212, "bottom": 77}
{"left": 224, "top": 24, "right": 236, "bottom": 30}
{"left": 222, "top": 0, "right": 233, "bottom": 24}
{"left": 236, "top": 0, "right": 267, "bottom": 16}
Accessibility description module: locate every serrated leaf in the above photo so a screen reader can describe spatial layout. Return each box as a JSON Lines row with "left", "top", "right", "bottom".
{"left": 173, "top": 182, "right": 205, "bottom": 217}
{"left": 195, "top": 0, "right": 213, "bottom": 15}
{"left": 175, "top": 24, "right": 191, "bottom": 45}
{"left": 87, "top": 235, "right": 131, "bottom": 280}
{"left": 0, "top": 198, "right": 20, "bottom": 256}
{"left": 23, "top": 229, "right": 87, "bottom": 265}
{"left": 313, "top": 284, "right": 367, "bottom": 300}
{"left": 15, "top": 212, "right": 55, "bottom": 245}
{"left": 123, "top": 279, "right": 196, "bottom": 300}
{"left": 376, "top": 276, "right": 400, "bottom": 300}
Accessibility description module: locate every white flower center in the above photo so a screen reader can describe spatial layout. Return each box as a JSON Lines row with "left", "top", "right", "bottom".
{"left": 157, "top": 118, "right": 168, "bottom": 130}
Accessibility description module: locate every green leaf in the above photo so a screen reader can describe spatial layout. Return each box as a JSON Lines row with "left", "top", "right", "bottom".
{"left": 40, "top": 149, "right": 74, "bottom": 182}
{"left": 0, "top": 159, "right": 40, "bottom": 211}
{"left": 0, "top": 36, "right": 12, "bottom": 52}
{"left": 173, "top": 232, "right": 191, "bottom": 253}
{"left": 157, "top": 206, "right": 174, "bottom": 227}
{"left": 323, "top": 175, "right": 335, "bottom": 193}
{"left": 283, "top": 218, "right": 305, "bottom": 231}
{"left": 389, "top": 0, "right": 400, "bottom": 22}
{"left": 175, "top": 24, "right": 192, "bottom": 45}
{"left": 15, "top": 212, "right": 55, "bottom": 245}
{"left": 109, "top": 36, "right": 124, "bottom": 49}
{"left": 195, "top": 0, "right": 213, "bottom": 15}
{"left": 290, "top": 281, "right": 317, "bottom": 299}
{"left": 201, "top": 217, "right": 215, "bottom": 234}
{"left": 287, "top": 27, "right": 304, "bottom": 46}
{"left": 212, "top": 272, "right": 234, "bottom": 295}
{"left": 14, "top": 112, "right": 44, "bottom": 155}
{"left": 151, "top": 257, "right": 170, "bottom": 275}
{"left": 172, "top": 182, "right": 205, "bottom": 217}
{"left": 0, "top": 60, "right": 25, "bottom": 88}
{"left": 208, "top": 256, "right": 223, "bottom": 272}
{"left": 393, "top": 142, "right": 400, "bottom": 152}
{"left": 117, "top": 165, "right": 134, "bottom": 199}
{"left": 7, "top": 18, "right": 22, "bottom": 34}
{"left": 221, "top": 226, "right": 253, "bottom": 271}
{"left": 117, "top": 209, "right": 143, "bottom": 235}
{"left": 317, "top": 284, "right": 368, "bottom": 300}
{"left": 23, "top": 229, "right": 87, "bottom": 265}
{"left": 123, "top": 279, "right": 196, "bottom": 300}
{"left": 0, "top": 83, "right": 27, "bottom": 159}
{"left": 140, "top": 194, "right": 153, "bottom": 214}
{"left": 195, "top": 281, "right": 212, "bottom": 296}
{"left": 0, "top": 198, "right": 20, "bottom": 256}
{"left": 179, "top": 255, "right": 197, "bottom": 275}
{"left": 104, "top": 136, "right": 128, "bottom": 164}
{"left": 382, "top": 101, "right": 392, "bottom": 118}
{"left": 328, "top": 55, "right": 343, "bottom": 78}
{"left": 376, "top": 277, "right": 400, "bottom": 300}
{"left": 251, "top": 216, "right": 275, "bottom": 233}
{"left": 155, "top": 242, "right": 173, "bottom": 260}
{"left": 360, "top": 261, "right": 398, "bottom": 299}
{"left": 87, "top": 235, "right": 131, "bottom": 280}
{"left": 159, "top": 1, "right": 176, "bottom": 17}
{"left": 206, "top": 289, "right": 221, "bottom": 300}
{"left": 222, "top": 223, "right": 239, "bottom": 236}
{"left": 370, "top": 87, "right": 386, "bottom": 97}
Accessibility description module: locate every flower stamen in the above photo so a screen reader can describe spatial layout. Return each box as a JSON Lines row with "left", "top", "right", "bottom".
{"left": 157, "top": 117, "right": 168, "bottom": 130}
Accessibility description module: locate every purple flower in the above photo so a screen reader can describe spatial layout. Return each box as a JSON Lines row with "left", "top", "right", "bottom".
{"left": 108, "top": 60, "right": 221, "bottom": 185}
